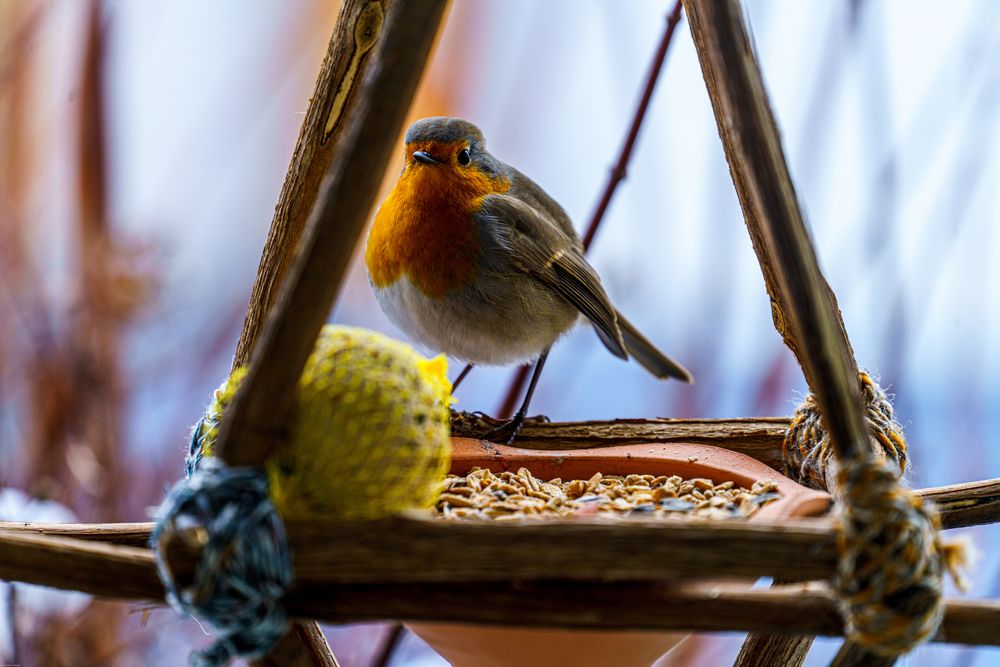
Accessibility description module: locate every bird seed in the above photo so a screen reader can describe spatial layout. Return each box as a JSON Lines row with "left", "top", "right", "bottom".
{"left": 433, "top": 467, "right": 780, "bottom": 521}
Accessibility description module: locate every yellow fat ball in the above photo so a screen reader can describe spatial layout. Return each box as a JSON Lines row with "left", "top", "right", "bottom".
{"left": 196, "top": 325, "right": 452, "bottom": 520}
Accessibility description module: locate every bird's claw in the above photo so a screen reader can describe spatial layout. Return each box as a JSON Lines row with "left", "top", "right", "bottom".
{"left": 450, "top": 409, "right": 549, "bottom": 444}
{"left": 482, "top": 411, "right": 526, "bottom": 445}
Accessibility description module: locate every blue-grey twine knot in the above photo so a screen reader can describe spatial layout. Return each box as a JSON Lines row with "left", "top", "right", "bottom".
{"left": 152, "top": 457, "right": 293, "bottom": 666}
{"left": 185, "top": 415, "right": 210, "bottom": 478}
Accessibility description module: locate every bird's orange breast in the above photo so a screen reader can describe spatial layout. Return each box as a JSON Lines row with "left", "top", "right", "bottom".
{"left": 366, "top": 155, "right": 511, "bottom": 297}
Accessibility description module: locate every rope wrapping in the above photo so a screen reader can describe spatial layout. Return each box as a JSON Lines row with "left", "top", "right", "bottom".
{"left": 833, "top": 455, "right": 965, "bottom": 654}
{"left": 784, "top": 371, "right": 967, "bottom": 655}
{"left": 784, "top": 372, "right": 907, "bottom": 490}
{"left": 152, "top": 458, "right": 293, "bottom": 666}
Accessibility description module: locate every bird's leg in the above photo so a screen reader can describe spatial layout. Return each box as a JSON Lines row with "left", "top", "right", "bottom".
{"left": 484, "top": 349, "right": 550, "bottom": 445}
{"left": 452, "top": 363, "right": 474, "bottom": 391}
{"left": 447, "top": 364, "right": 477, "bottom": 433}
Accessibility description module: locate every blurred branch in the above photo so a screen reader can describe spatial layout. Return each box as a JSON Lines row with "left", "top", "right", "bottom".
{"left": 370, "top": 624, "right": 405, "bottom": 667}
{"left": 5, "top": 584, "right": 19, "bottom": 667}
{"left": 496, "top": 0, "right": 685, "bottom": 418}
{"left": 581, "top": 0, "right": 684, "bottom": 251}
{"left": 0, "top": 0, "right": 68, "bottom": 495}
{"left": 75, "top": 0, "right": 128, "bottom": 523}
{"left": 0, "top": 2, "right": 44, "bottom": 88}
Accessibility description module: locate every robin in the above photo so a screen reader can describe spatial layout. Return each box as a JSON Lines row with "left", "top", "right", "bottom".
{"left": 365, "top": 117, "right": 691, "bottom": 441}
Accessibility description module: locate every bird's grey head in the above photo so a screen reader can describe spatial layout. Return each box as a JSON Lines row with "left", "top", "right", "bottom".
{"left": 405, "top": 117, "right": 485, "bottom": 148}
{"left": 402, "top": 117, "right": 501, "bottom": 175}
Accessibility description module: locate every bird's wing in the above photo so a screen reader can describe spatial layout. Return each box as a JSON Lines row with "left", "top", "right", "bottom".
{"left": 479, "top": 193, "right": 627, "bottom": 359}
{"left": 509, "top": 169, "right": 581, "bottom": 243}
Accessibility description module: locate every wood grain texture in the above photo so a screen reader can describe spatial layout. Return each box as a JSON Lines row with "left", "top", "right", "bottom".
{"left": 215, "top": 0, "right": 447, "bottom": 469}
{"left": 734, "top": 634, "right": 813, "bottom": 667}
{"left": 0, "top": 529, "right": 160, "bottom": 602}
{"left": 920, "top": 477, "right": 1000, "bottom": 529}
{"left": 185, "top": 2, "right": 446, "bottom": 665}
{"left": 829, "top": 643, "right": 898, "bottom": 667}
{"left": 172, "top": 515, "right": 840, "bottom": 585}
{"left": 252, "top": 622, "right": 341, "bottom": 667}
{"left": 9, "top": 516, "right": 838, "bottom": 587}
{"left": 452, "top": 414, "right": 790, "bottom": 469}
{"left": 3, "top": 474, "right": 995, "bottom": 548}
{"left": 286, "top": 583, "right": 1000, "bottom": 647}
{"left": 0, "top": 521, "right": 153, "bottom": 546}
{"left": 734, "top": 577, "right": 814, "bottom": 667}
{"left": 682, "top": 1, "right": 904, "bottom": 664}
{"left": 234, "top": 0, "right": 389, "bottom": 371}
{"left": 681, "top": 0, "right": 868, "bottom": 465}
{"left": 1, "top": 529, "right": 997, "bottom": 647}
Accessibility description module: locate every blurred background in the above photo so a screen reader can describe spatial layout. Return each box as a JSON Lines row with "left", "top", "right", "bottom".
{"left": 1, "top": 0, "right": 998, "bottom": 664}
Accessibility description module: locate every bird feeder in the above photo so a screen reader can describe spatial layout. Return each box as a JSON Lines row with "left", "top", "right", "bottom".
{"left": 1, "top": 2, "right": 999, "bottom": 667}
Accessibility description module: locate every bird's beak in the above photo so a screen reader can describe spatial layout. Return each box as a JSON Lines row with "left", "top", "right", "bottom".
{"left": 412, "top": 150, "right": 441, "bottom": 165}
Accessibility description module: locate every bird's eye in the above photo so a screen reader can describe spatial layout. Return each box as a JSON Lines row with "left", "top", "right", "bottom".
{"left": 457, "top": 148, "right": 471, "bottom": 166}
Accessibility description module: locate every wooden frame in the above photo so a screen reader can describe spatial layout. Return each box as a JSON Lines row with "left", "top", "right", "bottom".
{"left": 2, "top": 1, "right": 998, "bottom": 666}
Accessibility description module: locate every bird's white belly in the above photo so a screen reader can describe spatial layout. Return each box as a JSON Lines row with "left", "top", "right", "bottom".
{"left": 372, "top": 276, "right": 577, "bottom": 366}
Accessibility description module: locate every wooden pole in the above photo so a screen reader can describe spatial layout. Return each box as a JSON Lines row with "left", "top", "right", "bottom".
{"left": 234, "top": 0, "right": 396, "bottom": 372}
{"left": 172, "top": 1, "right": 447, "bottom": 665}
{"left": 452, "top": 415, "right": 791, "bottom": 468}
{"left": 681, "top": 0, "right": 868, "bottom": 464}
{"left": 10, "top": 495, "right": 1000, "bottom": 589}
{"left": 2, "top": 531, "right": 998, "bottom": 649}
{"left": 215, "top": 0, "right": 446, "bottom": 468}
{"left": 681, "top": 1, "right": 903, "bottom": 664}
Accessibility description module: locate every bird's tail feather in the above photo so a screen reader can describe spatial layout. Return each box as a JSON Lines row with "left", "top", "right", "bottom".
{"left": 615, "top": 311, "right": 693, "bottom": 383}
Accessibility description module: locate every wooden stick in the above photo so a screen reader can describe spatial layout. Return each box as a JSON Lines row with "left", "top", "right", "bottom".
{"left": 733, "top": 634, "right": 813, "bottom": 667}
{"left": 1, "top": 529, "right": 997, "bottom": 647}
{"left": 164, "top": 516, "right": 838, "bottom": 586}
{"left": 681, "top": 1, "right": 897, "bottom": 664}
{"left": 452, "top": 415, "right": 790, "bottom": 468}
{"left": 288, "top": 583, "right": 1000, "bottom": 647}
{"left": 234, "top": 0, "right": 393, "bottom": 372}
{"left": 918, "top": 477, "right": 1000, "bottom": 530}
{"left": 829, "top": 643, "right": 898, "bottom": 667}
{"left": 179, "top": 1, "right": 446, "bottom": 665}
{"left": 681, "top": 0, "right": 868, "bottom": 464}
{"left": 229, "top": 3, "right": 396, "bottom": 664}
{"left": 0, "top": 529, "right": 161, "bottom": 601}
{"left": 4, "top": 474, "right": 997, "bottom": 550}
{"left": 216, "top": 0, "right": 446, "bottom": 468}
{"left": 734, "top": 577, "right": 814, "bottom": 667}
{"left": 6, "top": 517, "right": 837, "bottom": 585}
{"left": 254, "top": 623, "right": 340, "bottom": 667}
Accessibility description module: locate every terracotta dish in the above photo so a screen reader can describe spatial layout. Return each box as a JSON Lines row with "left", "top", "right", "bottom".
{"left": 408, "top": 437, "right": 832, "bottom": 667}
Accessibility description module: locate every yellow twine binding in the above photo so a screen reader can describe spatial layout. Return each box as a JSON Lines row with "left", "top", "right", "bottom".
{"left": 784, "top": 371, "right": 968, "bottom": 655}
{"left": 783, "top": 372, "right": 907, "bottom": 490}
